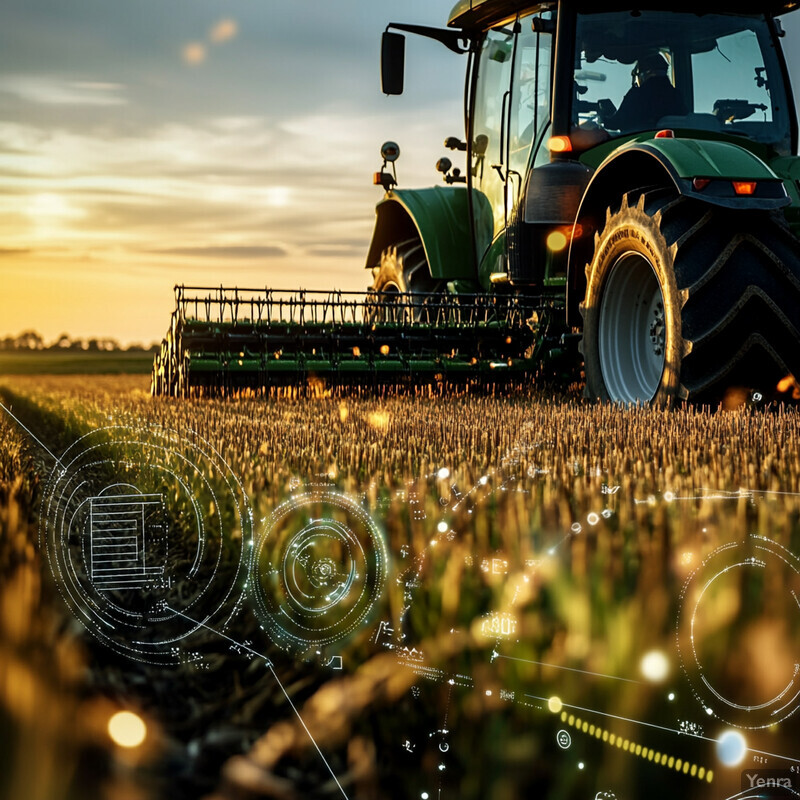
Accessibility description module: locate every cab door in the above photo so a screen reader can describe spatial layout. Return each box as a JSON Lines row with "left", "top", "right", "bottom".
{"left": 470, "top": 12, "right": 554, "bottom": 281}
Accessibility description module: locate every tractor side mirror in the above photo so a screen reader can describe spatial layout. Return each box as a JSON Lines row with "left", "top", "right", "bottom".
{"left": 381, "top": 32, "right": 406, "bottom": 95}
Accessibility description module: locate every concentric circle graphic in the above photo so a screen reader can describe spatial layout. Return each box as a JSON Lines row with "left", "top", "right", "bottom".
{"left": 40, "top": 424, "right": 250, "bottom": 665}
{"left": 677, "top": 536, "right": 800, "bottom": 728}
{"left": 251, "top": 489, "right": 388, "bottom": 655}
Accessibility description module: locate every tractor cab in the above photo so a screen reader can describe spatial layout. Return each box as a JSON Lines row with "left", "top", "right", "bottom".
{"left": 378, "top": 2, "right": 798, "bottom": 299}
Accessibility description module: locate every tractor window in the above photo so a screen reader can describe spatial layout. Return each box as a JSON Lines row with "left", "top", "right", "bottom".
{"left": 573, "top": 11, "right": 792, "bottom": 154}
{"left": 472, "top": 26, "right": 514, "bottom": 238}
{"left": 691, "top": 28, "right": 776, "bottom": 135}
{"left": 472, "top": 15, "right": 554, "bottom": 249}
{"left": 508, "top": 16, "right": 553, "bottom": 181}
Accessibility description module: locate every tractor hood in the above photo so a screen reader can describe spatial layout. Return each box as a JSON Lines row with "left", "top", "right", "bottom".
{"left": 448, "top": 0, "right": 799, "bottom": 29}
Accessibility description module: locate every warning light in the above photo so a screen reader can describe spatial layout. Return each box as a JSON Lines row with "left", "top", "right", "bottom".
{"left": 692, "top": 177, "right": 711, "bottom": 191}
{"left": 655, "top": 129, "right": 675, "bottom": 139}
{"left": 732, "top": 181, "right": 757, "bottom": 196}
{"left": 547, "top": 230, "right": 569, "bottom": 252}
{"left": 548, "top": 135, "right": 573, "bottom": 154}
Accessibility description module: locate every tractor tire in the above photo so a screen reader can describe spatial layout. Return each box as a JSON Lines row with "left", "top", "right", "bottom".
{"left": 369, "top": 237, "right": 445, "bottom": 322}
{"left": 580, "top": 191, "right": 800, "bottom": 404}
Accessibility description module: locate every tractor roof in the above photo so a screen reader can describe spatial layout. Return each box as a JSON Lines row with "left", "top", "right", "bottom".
{"left": 448, "top": 0, "right": 799, "bottom": 29}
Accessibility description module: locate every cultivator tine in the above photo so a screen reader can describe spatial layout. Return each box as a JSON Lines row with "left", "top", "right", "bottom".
{"left": 151, "top": 284, "right": 563, "bottom": 397}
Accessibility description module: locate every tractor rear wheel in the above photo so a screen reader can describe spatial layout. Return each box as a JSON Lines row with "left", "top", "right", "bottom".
{"left": 581, "top": 191, "right": 800, "bottom": 404}
{"left": 369, "top": 237, "right": 445, "bottom": 322}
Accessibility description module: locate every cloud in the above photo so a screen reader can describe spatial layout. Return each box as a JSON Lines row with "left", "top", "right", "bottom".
{"left": 153, "top": 245, "right": 287, "bottom": 259}
{"left": 209, "top": 19, "right": 238, "bottom": 44}
{"left": 0, "top": 76, "right": 126, "bottom": 106}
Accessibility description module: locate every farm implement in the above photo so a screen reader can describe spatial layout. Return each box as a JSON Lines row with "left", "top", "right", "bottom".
{"left": 153, "top": 0, "right": 800, "bottom": 403}
{"left": 150, "top": 285, "right": 572, "bottom": 396}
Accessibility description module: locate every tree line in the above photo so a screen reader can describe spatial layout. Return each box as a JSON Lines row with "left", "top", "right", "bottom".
{"left": 0, "top": 331, "right": 157, "bottom": 352}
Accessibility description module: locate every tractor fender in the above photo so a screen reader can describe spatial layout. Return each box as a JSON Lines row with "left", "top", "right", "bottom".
{"left": 365, "top": 186, "right": 480, "bottom": 282}
{"left": 565, "top": 138, "right": 790, "bottom": 325}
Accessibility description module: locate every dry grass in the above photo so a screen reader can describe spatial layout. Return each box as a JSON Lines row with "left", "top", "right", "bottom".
{"left": 1, "top": 375, "right": 799, "bottom": 800}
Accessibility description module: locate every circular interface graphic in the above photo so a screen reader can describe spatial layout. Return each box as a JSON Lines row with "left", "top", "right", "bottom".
{"left": 677, "top": 536, "right": 800, "bottom": 728}
{"left": 251, "top": 489, "right": 388, "bottom": 655}
{"left": 40, "top": 424, "right": 250, "bottom": 665}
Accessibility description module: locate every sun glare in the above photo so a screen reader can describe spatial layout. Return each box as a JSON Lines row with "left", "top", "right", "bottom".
{"left": 263, "top": 186, "right": 291, "bottom": 207}
{"left": 25, "top": 193, "right": 81, "bottom": 219}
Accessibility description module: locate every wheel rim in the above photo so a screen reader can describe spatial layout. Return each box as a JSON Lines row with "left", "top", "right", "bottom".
{"left": 598, "top": 251, "right": 666, "bottom": 403}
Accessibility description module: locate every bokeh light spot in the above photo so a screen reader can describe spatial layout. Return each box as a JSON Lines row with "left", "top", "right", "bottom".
{"left": 108, "top": 710, "right": 147, "bottom": 748}
{"left": 640, "top": 650, "right": 669, "bottom": 682}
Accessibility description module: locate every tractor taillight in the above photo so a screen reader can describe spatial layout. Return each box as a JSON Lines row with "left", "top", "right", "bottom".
{"left": 692, "top": 178, "right": 711, "bottom": 191}
{"left": 655, "top": 129, "right": 675, "bottom": 139}
{"left": 733, "top": 181, "right": 757, "bottom": 196}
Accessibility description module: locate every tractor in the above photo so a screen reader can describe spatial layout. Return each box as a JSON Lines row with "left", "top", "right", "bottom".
{"left": 152, "top": 0, "right": 800, "bottom": 403}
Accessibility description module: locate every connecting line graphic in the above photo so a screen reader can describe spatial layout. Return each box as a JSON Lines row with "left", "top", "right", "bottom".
{"left": 168, "top": 607, "right": 351, "bottom": 800}
{"left": 495, "top": 654, "right": 643, "bottom": 685}
{"left": 524, "top": 693, "right": 800, "bottom": 766}
{"left": 636, "top": 488, "right": 800, "bottom": 504}
{"left": 723, "top": 788, "right": 800, "bottom": 800}
{"left": 0, "top": 401, "right": 64, "bottom": 467}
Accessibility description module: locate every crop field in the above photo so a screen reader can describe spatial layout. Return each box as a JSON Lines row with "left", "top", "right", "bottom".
{"left": 1, "top": 374, "right": 800, "bottom": 800}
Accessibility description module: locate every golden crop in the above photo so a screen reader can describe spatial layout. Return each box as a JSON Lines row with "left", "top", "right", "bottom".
{"left": 1, "top": 374, "right": 799, "bottom": 800}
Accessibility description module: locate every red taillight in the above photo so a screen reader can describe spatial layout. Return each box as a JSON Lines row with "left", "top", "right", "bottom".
{"left": 655, "top": 129, "right": 675, "bottom": 139}
{"left": 732, "top": 181, "right": 757, "bottom": 196}
{"left": 548, "top": 135, "right": 573, "bottom": 154}
{"left": 692, "top": 178, "right": 711, "bottom": 191}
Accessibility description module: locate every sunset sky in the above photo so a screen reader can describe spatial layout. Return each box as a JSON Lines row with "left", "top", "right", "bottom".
{"left": 0, "top": 0, "right": 465, "bottom": 345}
{"left": 2, "top": 2, "right": 800, "bottom": 345}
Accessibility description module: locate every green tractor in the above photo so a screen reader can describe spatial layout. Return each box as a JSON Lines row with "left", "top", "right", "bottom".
{"left": 152, "top": 0, "right": 800, "bottom": 403}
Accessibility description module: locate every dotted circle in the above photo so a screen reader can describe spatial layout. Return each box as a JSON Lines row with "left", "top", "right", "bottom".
{"left": 677, "top": 536, "right": 800, "bottom": 728}
{"left": 251, "top": 489, "right": 388, "bottom": 654}
{"left": 39, "top": 424, "right": 250, "bottom": 665}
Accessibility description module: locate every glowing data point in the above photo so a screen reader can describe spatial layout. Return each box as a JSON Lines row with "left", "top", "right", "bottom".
{"left": 548, "top": 696, "right": 563, "bottom": 714}
{"left": 716, "top": 730, "right": 747, "bottom": 766}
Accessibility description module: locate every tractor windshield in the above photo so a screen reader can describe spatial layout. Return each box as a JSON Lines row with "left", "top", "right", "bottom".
{"left": 573, "top": 11, "right": 792, "bottom": 154}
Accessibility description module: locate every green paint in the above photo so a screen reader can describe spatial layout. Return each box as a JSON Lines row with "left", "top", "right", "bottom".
{"left": 582, "top": 135, "right": 779, "bottom": 180}
{"left": 377, "top": 187, "right": 486, "bottom": 282}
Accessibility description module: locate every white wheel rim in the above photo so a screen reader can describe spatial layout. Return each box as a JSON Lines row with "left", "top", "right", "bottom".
{"left": 598, "top": 251, "right": 666, "bottom": 403}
